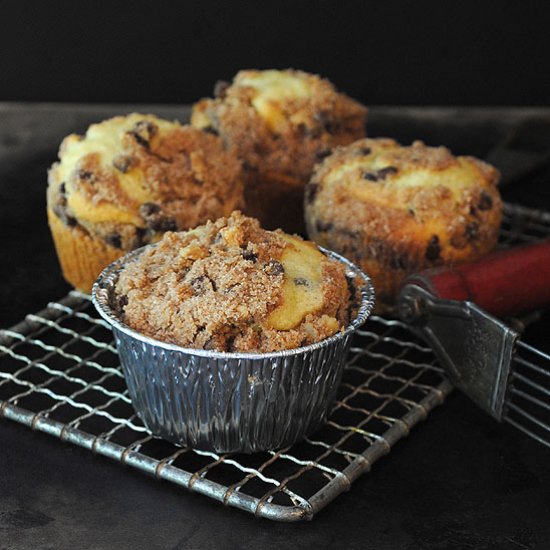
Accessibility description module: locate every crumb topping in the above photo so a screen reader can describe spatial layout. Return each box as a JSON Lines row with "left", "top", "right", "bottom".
{"left": 114, "top": 212, "right": 351, "bottom": 352}
{"left": 308, "top": 137, "right": 503, "bottom": 240}
{"left": 191, "top": 69, "right": 367, "bottom": 188}
{"left": 47, "top": 114, "right": 244, "bottom": 250}
{"left": 314, "top": 138, "right": 500, "bottom": 210}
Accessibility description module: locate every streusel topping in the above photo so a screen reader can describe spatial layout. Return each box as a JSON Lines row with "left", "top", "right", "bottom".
{"left": 115, "top": 212, "right": 351, "bottom": 352}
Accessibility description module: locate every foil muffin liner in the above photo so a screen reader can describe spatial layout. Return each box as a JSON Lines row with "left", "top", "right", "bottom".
{"left": 92, "top": 246, "right": 375, "bottom": 453}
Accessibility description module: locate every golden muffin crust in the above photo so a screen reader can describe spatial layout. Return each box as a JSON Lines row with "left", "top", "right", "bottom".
{"left": 191, "top": 69, "right": 367, "bottom": 231}
{"left": 305, "top": 138, "right": 503, "bottom": 313}
{"left": 114, "top": 212, "right": 352, "bottom": 353}
{"left": 47, "top": 113, "right": 244, "bottom": 250}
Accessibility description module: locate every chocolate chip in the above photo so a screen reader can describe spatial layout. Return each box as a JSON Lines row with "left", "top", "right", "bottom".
{"left": 425, "top": 235, "right": 441, "bottom": 261}
{"left": 379, "top": 166, "right": 398, "bottom": 177}
{"left": 214, "top": 80, "right": 230, "bottom": 98}
{"left": 52, "top": 203, "right": 77, "bottom": 227}
{"left": 242, "top": 250, "right": 258, "bottom": 262}
{"left": 193, "top": 325, "right": 207, "bottom": 341}
{"left": 113, "top": 155, "right": 136, "bottom": 173}
{"left": 324, "top": 120, "right": 341, "bottom": 134}
{"left": 465, "top": 222, "right": 479, "bottom": 241}
{"left": 140, "top": 202, "right": 162, "bottom": 217}
{"left": 59, "top": 182, "right": 66, "bottom": 195}
{"left": 363, "top": 166, "right": 398, "bottom": 182}
{"left": 242, "top": 160, "right": 259, "bottom": 172}
{"left": 117, "top": 294, "right": 128, "bottom": 312}
{"left": 192, "top": 174, "right": 204, "bottom": 187}
{"left": 478, "top": 191, "right": 493, "bottom": 211}
{"left": 316, "top": 220, "right": 334, "bottom": 232}
{"left": 305, "top": 183, "right": 319, "bottom": 205}
{"left": 359, "top": 146, "right": 372, "bottom": 156}
{"left": 265, "top": 261, "right": 285, "bottom": 276}
{"left": 135, "top": 227, "right": 148, "bottom": 247}
{"left": 131, "top": 133, "right": 150, "bottom": 148}
{"left": 293, "top": 278, "right": 309, "bottom": 286}
{"left": 315, "top": 148, "right": 332, "bottom": 161}
{"left": 190, "top": 276, "right": 208, "bottom": 295}
{"left": 314, "top": 111, "right": 341, "bottom": 134}
{"left": 225, "top": 335, "right": 236, "bottom": 352}
{"left": 150, "top": 217, "right": 177, "bottom": 232}
{"left": 129, "top": 120, "right": 158, "bottom": 148}
{"left": 295, "top": 121, "right": 321, "bottom": 138}
{"left": 139, "top": 202, "right": 177, "bottom": 231}
{"left": 202, "top": 126, "right": 219, "bottom": 136}
{"left": 105, "top": 233, "right": 122, "bottom": 249}
{"left": 191, "top": 275, "right": 217, "bottom": 295}
{"left": 76, "top": 169, "right": 94, "bottom": 181}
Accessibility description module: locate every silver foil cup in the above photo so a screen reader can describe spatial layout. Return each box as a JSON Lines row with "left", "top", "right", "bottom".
{"left": 92, "top": 247, "right": 374, "bottom": 453}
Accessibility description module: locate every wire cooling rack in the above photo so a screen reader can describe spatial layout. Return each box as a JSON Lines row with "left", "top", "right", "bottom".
{"left": 1, "top": 203, "right": 548, "bottom": 522}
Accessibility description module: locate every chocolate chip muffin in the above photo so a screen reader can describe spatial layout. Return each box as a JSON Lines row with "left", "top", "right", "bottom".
{"left": 305, "top": 138, "right": 503, "bottom": 314}
{"left": 114, "top": 211, "right": 352, "bottom": 353}
{"left": 47, "top": 113, "right": 244, "bottom": 292}
{"left": 191, "top": 69, "right": 367, "bottom": 233}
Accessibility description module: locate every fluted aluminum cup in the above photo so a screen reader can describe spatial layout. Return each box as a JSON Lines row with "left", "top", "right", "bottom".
{"left": 92, "top": 246, "right": 374, "bottom": 453}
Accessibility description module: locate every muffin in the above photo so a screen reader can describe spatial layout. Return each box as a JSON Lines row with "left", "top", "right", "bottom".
{"left": 93, "top": 213, "right": 374, "bottom": 452}
{"left": 113, "top": 211, "right": 353, "bottom": 353}
{"left": 305, "top": 138, "right": 503, "bottom": 314}
{"left": 47, "top": 113, "right": 244, "bottom": 292}
{"left": 191, "top": 69, "right": 367, "bottom": 232}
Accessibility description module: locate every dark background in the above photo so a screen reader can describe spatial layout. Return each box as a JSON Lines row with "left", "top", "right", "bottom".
{"left": 1, "top": 1, "right": 549, "bottom": 106}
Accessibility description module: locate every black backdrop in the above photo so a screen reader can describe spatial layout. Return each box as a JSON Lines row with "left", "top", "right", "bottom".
{"left": 1, "top": 0, "right": 549, "bottom": 106}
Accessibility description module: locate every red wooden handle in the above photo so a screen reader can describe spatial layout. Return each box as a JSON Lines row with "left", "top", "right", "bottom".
{"left": 405, "top": 239, "right": 550, "bottom": 318}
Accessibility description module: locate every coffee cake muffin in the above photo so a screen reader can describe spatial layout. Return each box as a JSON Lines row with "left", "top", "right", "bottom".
{"left": 191, "top": 69, "right": 367, "bottom": 232}
{"left": 114, "top": 211, "right": 352, "bottom": 353}
{"left": 305, "top": 138, "right": 503, "bottom": 314}
{"left": 47, "top": 113, "right": 244, "bottom": 292}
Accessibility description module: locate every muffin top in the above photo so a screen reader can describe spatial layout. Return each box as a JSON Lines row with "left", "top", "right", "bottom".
{"left": 47, "top": 113, "right": 244, "bottom": 250}
{"left": 308, "top": 138, "right": 501, "bottom": 228}
{"left": 191, "top": 69, "right": 367, "bottom": 186}
{"left": 114, "top": 212, "right": 352, "bottom": 352}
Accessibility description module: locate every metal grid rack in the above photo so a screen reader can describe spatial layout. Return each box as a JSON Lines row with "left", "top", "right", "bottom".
{"left": 1, "top": 203, "right": 548, "bottom": 522}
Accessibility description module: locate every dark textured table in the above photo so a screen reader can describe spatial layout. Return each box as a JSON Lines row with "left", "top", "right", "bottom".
{"left": 1, "top": 104, "right": 550, "bottom": 549}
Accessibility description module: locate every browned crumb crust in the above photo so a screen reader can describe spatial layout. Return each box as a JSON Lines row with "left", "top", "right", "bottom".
{"left": 47, "top": 116, "right": 244, "bottom": 251}
{"left": 191, "top": 69, "right": 367, "bottom": 230}
{"left": 305, "top": 138, "right": 503, "bottom": 313}
{"left": 115, "top": 212, "right": 351, "bottom": 352}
